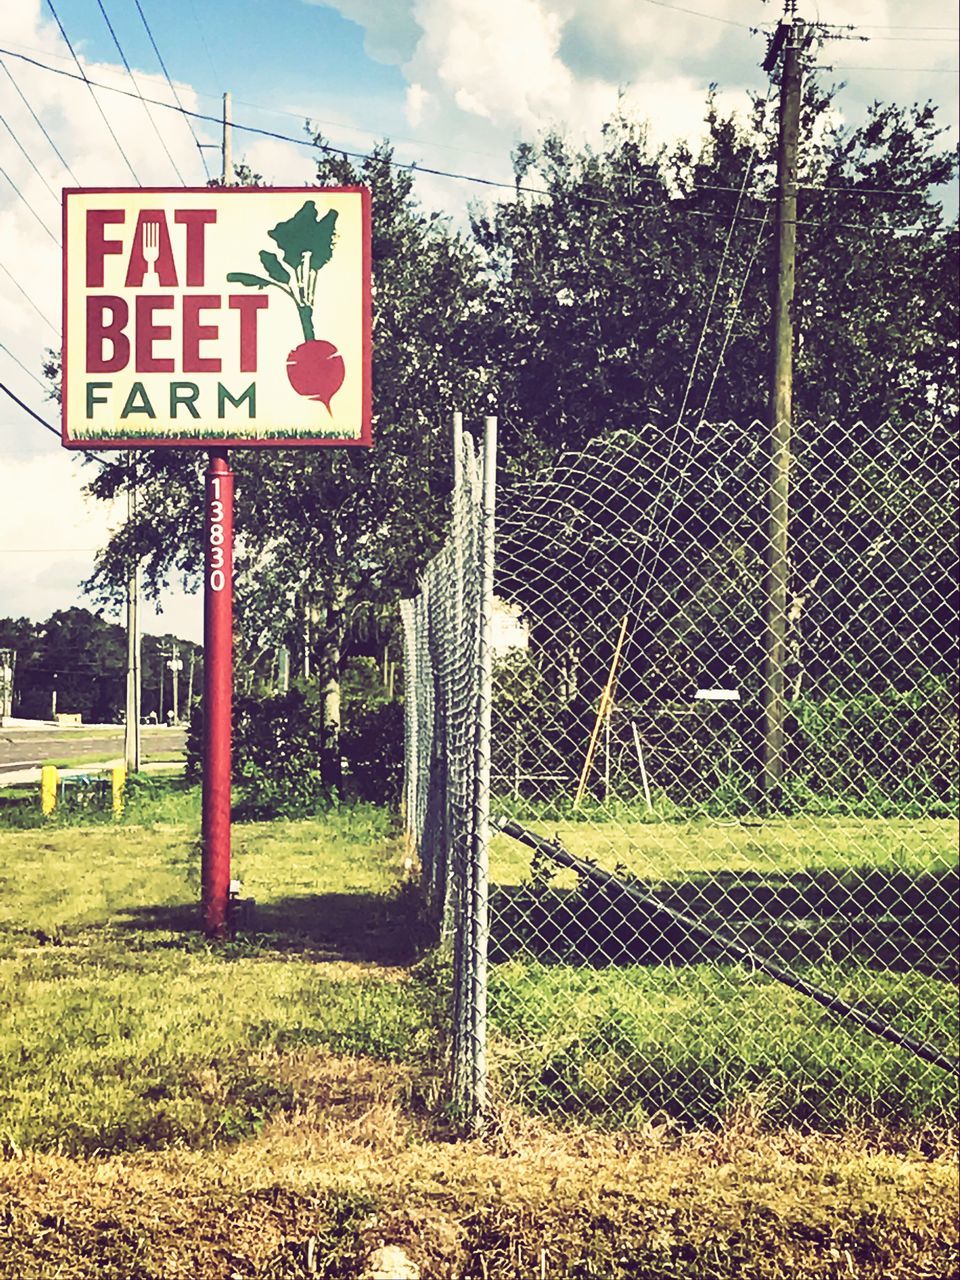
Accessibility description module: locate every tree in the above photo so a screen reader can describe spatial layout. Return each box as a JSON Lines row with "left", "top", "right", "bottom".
{"left": 0, "top": 610, "right": 200, "bottom": 724}
{"left": 473, "top": 88, "right": 956, "bottom": 465}
{"left": 81, "top": 141, "right": 491, "bottom": 782}
{"left": 474, "top": 82, "right": 957, "bottom": 705}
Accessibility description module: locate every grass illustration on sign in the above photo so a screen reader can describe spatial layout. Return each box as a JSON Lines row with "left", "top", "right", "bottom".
{"left": 227, "top": 200, "right": 346, "bottom": 413}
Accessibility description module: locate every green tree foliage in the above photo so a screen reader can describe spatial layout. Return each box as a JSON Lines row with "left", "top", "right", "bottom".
{"left": 67, "top": 83, "right": 956, "bottom": 774}
{"left": 82, "top": 143, "right": 489, "bottom": 781}
{"left": 0, "top": 609, "right": 198, "bottom": 723}
{"left": 473, "top": 90, "right": 956, "bottom": 465}
{"left": 476, "top": 87, "right": 957, "bottom": 707}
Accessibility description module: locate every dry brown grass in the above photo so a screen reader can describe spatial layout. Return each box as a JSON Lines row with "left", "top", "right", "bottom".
{"left": 1, "top": 1048, "right": 956, "bottom": 1280}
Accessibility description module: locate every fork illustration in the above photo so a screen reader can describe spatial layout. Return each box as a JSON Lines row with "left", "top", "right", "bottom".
{"left": 141, "top": 219, "right": 160, "bottom": 281}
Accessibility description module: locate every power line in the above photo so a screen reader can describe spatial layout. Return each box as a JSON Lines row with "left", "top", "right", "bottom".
{"left": 0, "top": 45, "right": 950, "bottom": 237}
{"left": 677, "top": 67, "right": 783, "bottom": 428}
{"left": 0, "top": 262, "right": 59, "bottom": 336}
{"left": 0, "top": 45, "right": 768, "bottom": 199}
{"left": 44, "top": 0, "right": 141, "bottom": 184}
{"left": 637, "top": 0, "right": 748, "bottom": 28}
{"left": 677, "top": 113, "right": 768, "bottom": 424}
{"left": 0, "top": 378, "right": 59, "bottom": 438}
{"left": 825, "top": 64, "right": 959, "bottom": 73}
{"left": 94, "top": 0, "right": 187, "bottom": 184}
{"left": 803, "top": 182, "right": 945, "bottom": 197}
{"left": 0, "top": 55, "right": 81, "bottom": 185}
{"left": 862, "top": 34, "right": 960, "bottom": 42}
{"left": 853, "top": 23, "right": 960, "bottom": 30}
{"left": 7, "top": 43, "right": 934, "bottom": 202}
{"left": 132, "top": 0, "right": 211, "bottom": 180}
{"left": 0, "top": 109, "right": 60, "bottom": 202}
{"left": 0, "top": 163, "right": 59, "bottom": 245}
{"left": 697, "top": 208, "right": 772, "bottom": 424}
{"left": 185, "top": 0, "right": 221, "bottom": 89}
{"left": 0, "top": 341, "right": 50, "bottom": 392}
{"left": 0, "top": 377, "right": 105, "bottom": 469}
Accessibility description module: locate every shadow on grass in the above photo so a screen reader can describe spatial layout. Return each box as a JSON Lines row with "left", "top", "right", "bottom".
{"left": 490, "top": 861, "right": 960, "bottom": 981}
{"left": 116, "top": 885, "right": 426, "bottom": 966}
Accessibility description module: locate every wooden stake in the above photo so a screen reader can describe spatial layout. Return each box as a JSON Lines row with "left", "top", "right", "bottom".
{"left": 573, "top": 613, "right": 629, "bottom": 809}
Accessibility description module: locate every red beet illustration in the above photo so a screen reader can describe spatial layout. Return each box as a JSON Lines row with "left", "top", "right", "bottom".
{"left": 286, "top": 340, "right": 345, "bottom": 412}
{"left": 227, "top": 200, "right": 347, "bottom": 413}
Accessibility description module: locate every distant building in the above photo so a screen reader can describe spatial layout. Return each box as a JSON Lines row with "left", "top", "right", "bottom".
{"left": 492, "top": 600, "right": 529, "bottom": 654}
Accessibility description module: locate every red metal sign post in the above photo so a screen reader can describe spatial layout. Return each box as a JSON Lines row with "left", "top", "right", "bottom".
{"left": 62, "top": 187, "right": 371, "bottom": 941}
{"left": 202, "top": 450, "right": 234, "bottom": 937}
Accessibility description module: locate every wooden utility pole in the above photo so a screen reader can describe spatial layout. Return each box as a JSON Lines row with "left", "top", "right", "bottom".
{"left": 222, "top": 92, "right": 232, "bottom": 185}
{"left": 761, "top": 14, "right": 803, "bottom": 803}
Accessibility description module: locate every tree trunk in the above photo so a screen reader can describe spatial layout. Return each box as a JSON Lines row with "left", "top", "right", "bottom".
{"left": 318, "top": 580, "right": 347, "bottom": 792}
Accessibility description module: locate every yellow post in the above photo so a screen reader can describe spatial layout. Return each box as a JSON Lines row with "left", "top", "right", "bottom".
{"left": 573, "top": 613, "right": 630, "bottom": 810}
{"left": 111, "top": 765, "right": 126, "bottom": 818}
{"left": 40, "top": 765, "right": 58, "bottom": 816}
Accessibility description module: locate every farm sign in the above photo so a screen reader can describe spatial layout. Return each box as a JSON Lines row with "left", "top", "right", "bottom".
{"left": 62, "top": 187, "right": 371, "bottom": 448}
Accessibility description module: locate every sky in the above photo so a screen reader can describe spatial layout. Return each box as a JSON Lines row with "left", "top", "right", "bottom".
{"left": 0, "top": 0, "right": 957, "bottom": 643}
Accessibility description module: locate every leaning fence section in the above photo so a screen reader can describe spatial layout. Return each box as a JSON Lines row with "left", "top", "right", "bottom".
{"left": 405, "top": 417, "right": 959, "bottom": 1132}
{"left": 400, "top": 416, "right": 495, "bottom": 1126}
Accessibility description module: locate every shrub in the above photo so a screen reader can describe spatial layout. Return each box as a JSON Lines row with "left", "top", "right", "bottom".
{"left": 187, "top": 667, "right": 405, "bottom": 815}
{"left": 340, "top": 700, "right": 404, "bottom": 806}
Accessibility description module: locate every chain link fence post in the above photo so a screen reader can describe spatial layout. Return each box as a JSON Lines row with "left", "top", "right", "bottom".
{"left": 453, "top": 414, "right": 496, "bottom": 1129}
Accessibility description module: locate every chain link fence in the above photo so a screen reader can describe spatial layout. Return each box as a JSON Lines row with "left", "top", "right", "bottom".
{"left": 401, "top": 415, "right": 496, "bottom": 1124}
{"left": 403, "top": 416, "right": 958, "bottom": 1131}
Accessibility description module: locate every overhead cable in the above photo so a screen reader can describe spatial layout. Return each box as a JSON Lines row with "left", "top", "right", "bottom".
{"left": 0, "top": 261, "right": 60, "bottom": 336}
{"left": 44, "top": 0, "right": 141, "bottom": 183}
{"left": 0, "top": 162, "right": 59, "bottom": 244}
{"left": 0, "top": 45, "right": 951, "bottom": 237}
{"left": 94, "top": 0, "right": 187, "bottom": 184}
{"left": 0, "top": 340, "right": 51, "bottom": 392}
{"left": 132, "top": 0, "right": 211, "bottom": 180}
{"left": 0, "top": 55, "right": 81, "bottom": 185}
{"left": 0, "top": 110, "right": 59, "bottom": 201}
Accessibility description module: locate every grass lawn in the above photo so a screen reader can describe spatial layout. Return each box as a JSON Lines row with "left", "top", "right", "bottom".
{"left": 0, "top": 792, "right": 956, "bottom": 1277}
{"left": 490, "top": 814, "right": 959, "bottom": 886}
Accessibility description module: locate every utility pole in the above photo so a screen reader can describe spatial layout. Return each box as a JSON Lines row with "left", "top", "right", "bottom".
{"left": 124, "top": 464, "right": 142, "bottom": 771}
{"left": 186, "top": 648, "right": 196, "bottom": 713}
{"left": 222, "top": 92, "right": 232, "bottom": 185}
{"left": 761, "top": 11, "right": 803, "bottom": 804}
{"left": 158, "top": 649, "right": 165, "bottom": 724}
{"left": 170, "top": 641, "right": 181, "bottom": 724}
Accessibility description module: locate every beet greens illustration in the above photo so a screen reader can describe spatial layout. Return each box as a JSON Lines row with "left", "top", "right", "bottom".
{"left": 227, "top": 200, "right": 346, "bottom": 412}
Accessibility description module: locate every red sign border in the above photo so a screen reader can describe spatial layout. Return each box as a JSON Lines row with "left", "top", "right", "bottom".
{"left": 61, "top": 186, "right": 372, "bottom": 450}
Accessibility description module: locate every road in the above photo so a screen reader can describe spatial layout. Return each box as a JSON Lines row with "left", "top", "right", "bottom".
{"left": 0, "top": 725, "right": 187, "bottom": 778}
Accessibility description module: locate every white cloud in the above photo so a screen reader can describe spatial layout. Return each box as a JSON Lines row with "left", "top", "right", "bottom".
{"left": 0, "top": 452, "right": 119, "bottom": 620}
{"left": 0, "top": 0, "right": 955, "bottom": 637}
{"left": 412, "top": 0, "right": 574, "bottom": 130}
{"left": 0, "top": 1, "right": 212, "bottom": 636}
{"left": 405, "top": 81, "right": 432, "bottom": 128}
{"left": 317, "top": 0, "right": 958, "bottom": 192}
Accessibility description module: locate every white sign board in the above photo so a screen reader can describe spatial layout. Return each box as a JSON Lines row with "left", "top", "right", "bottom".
{"left": 62, "top": 187, "right": 371, "bottom": 448}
